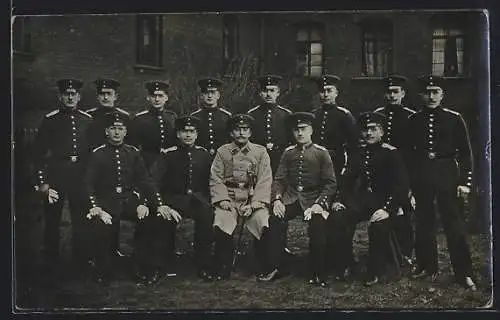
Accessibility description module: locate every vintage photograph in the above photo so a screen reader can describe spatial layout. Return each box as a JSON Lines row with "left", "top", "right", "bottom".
{"left": 12, "top": 10, "right": 492, "bottom": 311}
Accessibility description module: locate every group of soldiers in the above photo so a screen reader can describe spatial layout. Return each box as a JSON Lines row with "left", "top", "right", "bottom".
{"left": 29, "top": 72, "right": 477, "bottom": 291}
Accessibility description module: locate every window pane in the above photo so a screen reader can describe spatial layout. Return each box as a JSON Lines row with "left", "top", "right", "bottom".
{"left": 310, "top": 43, "right": 322, "bottom": 54}
{"left": 432, "top": 51, "right": 445, "bottom": 64}
{"left": 297, "top": 29, "right": 308, "bottom": 41}
{"left": 310, "top": 28, "right": 322, "bottom": 41}
{"left": 457, "top": 51, "right": 464, "bottom": 74}
{"left": 376, "top": 49, "right": 388, "bottom": 76}
{"left": 311, "top": 53, "right": 322, "bottom": 65}
{"left": 296, "top": 56, "right": 307, "bottom": 75}
{"left": 456, "top": 37, "right": 464, "bottom": 51}
{"left": 296, "top": 41, "right": 308, "bottom": 55}
{"left": 433, "top": 38, "right": 446, "bottom": 52}
{"left": 143, "top": 20, "right": 150, "bottom": 46}
{"left": 310, "top": 66, "right": 322, "bottom": 77}
{"left": 432, "top": 62, "right": 444, "bottom": 76}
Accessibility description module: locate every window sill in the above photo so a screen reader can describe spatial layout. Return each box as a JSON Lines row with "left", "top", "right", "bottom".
{"left": 133, "top": 64, "right": 165, "bottom": 74}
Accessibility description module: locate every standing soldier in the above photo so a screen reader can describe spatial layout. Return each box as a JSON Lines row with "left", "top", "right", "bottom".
{"left": 408, "top": 75, "right": 477, "bottom": 291}
{"left": 128, "top": 80, "right": 178, "bottom": 169}
{"left": 191, "top": 77, "right": 232, "bottom": 157}
{"left": 209, "top": 114, "right": 274, "bottom": 280}
{"left": 311, "top": 75, "right": 360, "bottom": 277}
{"left": 263, "top": 112, "right": 337, "bottom": 287}
{"left": 86, "top": 79, "right": 131, "bottom": 149}
{"left": 84, "top": 112, "right": 173, "bottom": 284}
{"left": 32, "top": 79, "right": 93, "bottom": 273}
{"left": 348, "top": 112, "right": 410, "bottom": 286}
{"left": 373, "top": 75, "right": 417, "bottom": 265}
{"left": 149, "top": 116, "right": 215, "bottom": 281}
{"left": 247, "top": 74, "right": 294, "bottom": 256}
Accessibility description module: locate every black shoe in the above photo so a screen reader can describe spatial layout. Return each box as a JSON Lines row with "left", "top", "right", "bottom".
{"left": 198, "top": 270, "right": 213, "bottom": 282}
{"left": 257, "top": 268, "right": 279, "bottom": 282}
{"left": 364, "top": 276, "right": 379, "bottom": 287}
{"left": 462, "top": 276, "right": 477, "bottom": 291}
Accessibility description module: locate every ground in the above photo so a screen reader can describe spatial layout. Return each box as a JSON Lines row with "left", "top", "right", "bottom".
{"left": 13, "top": 198, "right": 493, "bottom": 311}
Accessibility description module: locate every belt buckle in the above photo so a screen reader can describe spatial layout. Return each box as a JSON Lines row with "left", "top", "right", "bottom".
{"left": 237, "top": 182, "right": 245, "bottom": 189}
{"left": 428, "top": 152, "right": 436, "bottom": 160}
{"left": 187, "top": 189, "right": 193, "bottom": 195}
{"left": 297, "top": 185, "right": 304, "bottom": 192}
{"left": 266, "top": 143, "right": 274, "bottom": 150}
{"left": 209, "top": 148, "right": 215, "bottom": 155}
{"left": 70, "top": 156, "right": 78, "bottom": 162}
{"left": 116, "top": 186, "right": 122, "bottom": 193}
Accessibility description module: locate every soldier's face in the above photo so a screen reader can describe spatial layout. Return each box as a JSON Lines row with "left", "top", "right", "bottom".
{"left": 293, "top": 124, "right": 313, "bottom": 145}
{"left": 105, "top": 124, "right": 127, "bottom": 144}
{"left": 385, "top": 86, "right": 405, "bottom": 105}
{"left": 362, "top": 123, "right": 384, "bottom": 144}
{"left": 319, "top": 86, "right": 338, "bottom": 105}
{"left": 259, "top": 85, "right": 280, "bottom": 104}
{"left": 147, "top": 91, "right": 168, "bottom": 109}
{"left": 230, "top": 126, "right": 251, "bottom": 145}
{"left": 97, "top": 89, "right": 118, "bottom": 107}
{"left": 421, "top": 87, "right": 443, "bottom": 108}
{"left": 177, "top": 127, "right": 198, "bottom": 146}
{"left": 201, "top": 88, "right": 220, "bottom": 107}
{"left": 59, "top": 90, "right": 81, "bottom": 108}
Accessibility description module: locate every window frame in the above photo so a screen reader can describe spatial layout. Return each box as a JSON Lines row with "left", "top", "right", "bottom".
{"left": 13, "top": 16, "right": 32, "bottom": 55}
{"left": 294, "top": 22, "right": 325, "bottom": 78}
{"left": 135, "top": 14, "right": 164, "bottom": 69}
{"left": 359, "top": 19, "right": 393, "bottom": 78}
{"left": 431, "top": 24, "right": 468, "bottom": 78}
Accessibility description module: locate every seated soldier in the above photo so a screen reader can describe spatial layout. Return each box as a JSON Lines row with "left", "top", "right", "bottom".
{"left": 263, "top": 112, "right": 338, "bottom": 287}
{"left": 338, "top": 111, "right": 410, "bottom": 286}
{"left": 84, "top": 112, "right": 173, "bottom": 284}
{"left": 149, "top": 116, "right": 215, "bottom": 281}
{"left": 209, "top": 114, "right": 274, "bottom": 280}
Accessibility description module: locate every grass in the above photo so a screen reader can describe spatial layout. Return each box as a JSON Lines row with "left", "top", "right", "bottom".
{"left": 13, "top": 199, "right": 493, "bottom": 312}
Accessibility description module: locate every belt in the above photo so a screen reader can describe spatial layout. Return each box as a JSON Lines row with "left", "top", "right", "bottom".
{"left": 224, "top": 181, "right": 250, "bottom": 188}
{"left": 54, "top": 155, "right": 80, "bottom": 162}
{"left": 293, "top": 185, "right": 316, "bottom": 192}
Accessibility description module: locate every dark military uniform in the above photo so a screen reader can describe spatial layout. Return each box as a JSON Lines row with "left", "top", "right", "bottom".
{"left": 86, "top": 79, "right": 131, "bottom": 149}
{"left": 373, "top": 75, "right": 417, "bottom": 262}
{"left": 268, "top": 112, "right": 337, "bottom": 284}
{"left": 84, "top": 112, "right": 165, "bottom": 280}
{"left": 248, "top": 75, "right": 293, "bottom": 174}
{"left": 311, "top": 75, "right": 360, "bottom": 275}
{"left": 32, "top": 79, "right": 93, "bottom": 266}
{"left": 408, "top": 76, "right": 474, "bottom": 283}
{"left": 191, "top": 78, "right": 232, "bottom": 156}
{"left": 128, "top": 81, "right": 178, "bottom": 169}
{"left": 335, "top": 112, "right": 410, "bottom": 285}
{"left": 149, "top": 116, "right": 214, "bottom": 277}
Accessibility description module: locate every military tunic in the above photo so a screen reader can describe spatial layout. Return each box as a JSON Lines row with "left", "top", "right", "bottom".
{"left": 149, "top": 144, "right": 214, "bottom": 271}
{"left": 311, "top": 104, "right": 360, "bottom": 186}
{"left": 86, "top": 106, "right": 131, "bottom": 149}
{"left": 247, "top": 104, "right": 293, "bottom": 173}
{"left": 33, "top": 107, "right": 93, "bottom": 263}
{"left": 191, "top": 107, "right": 232, "bottom": 156}
{"left": 84, "top": 142, "right": 165, "bottom": 277}
{"left": 407, "top": 106, "right": 474, "bottom": 278}
{"left": 210, "top": 142, "right": 272, "bottom": 239}
{"left": 269, "top": 142, "right": 337, "bottom": 279}
{"left": 128, "top": 107, "right": 178, "bottom": 168}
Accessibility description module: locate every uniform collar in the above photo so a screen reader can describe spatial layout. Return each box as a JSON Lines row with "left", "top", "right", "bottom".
{"left": 386, "top": 103, "right": 403, "bottom": 110}
{"left": 231, "top": 142, "right": 251, "bottom": 154}
{"left": 107, "top": 141, "right": 125, "bottom": 149}
{"left": 296, "top": 141, "right": 313, "bottom": 150}
{"left": 179, "top": 144, "right": 195, "bottom": 152}
{"left": 422, "top": 105, "right": 442, "bottom": 114}
{"left": 98, "top": 106, "right": 115, "bottom": 113}
{"left": 321, "top": 103, "right": 337, "bottom": 110}
{"left": 149, "top": 106, "right": 165, "bottom": 114}
{"left": 60, "top": 106, "right": 78, "bottom": 113}
{"left": 262, "top": 103, "right": 277, "bottom": 109}
{"left": 365, "top": 141, "right": 383, "bottom": 151}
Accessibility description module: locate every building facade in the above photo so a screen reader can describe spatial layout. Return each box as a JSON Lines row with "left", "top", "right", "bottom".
{"left": 12, "top": 10, "right": 490, "bottom": 224}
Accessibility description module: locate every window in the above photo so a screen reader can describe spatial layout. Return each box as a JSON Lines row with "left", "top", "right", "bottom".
{"left": 136, "top": 15, "right": 163, "bottom": 67}
{"left": 295, "top": 24, "right": 324, "bottom": 77}
{"left": 222, "top": 15, "right": 239, "bottom": 69}
{"left": 432, "top": 27, "right": 466, "bottom": 77}
{"left": 13, "top": 16, "right": 32, "bottom": 54}
{"left": 361, "top": 21, "right": 392, "bottom": 77}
